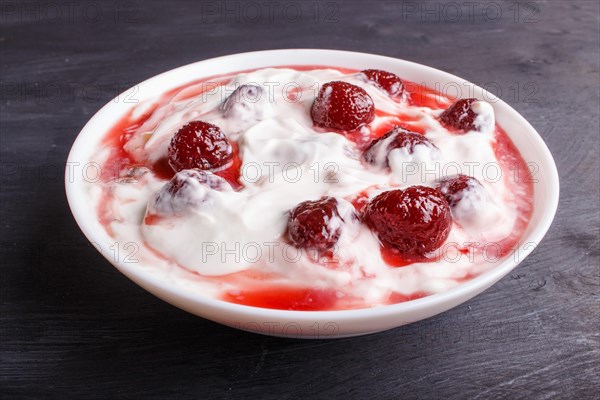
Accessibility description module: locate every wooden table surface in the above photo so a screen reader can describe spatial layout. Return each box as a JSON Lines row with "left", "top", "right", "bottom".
{"left": 1, "top": 1, "right": 598, "bottom": 398}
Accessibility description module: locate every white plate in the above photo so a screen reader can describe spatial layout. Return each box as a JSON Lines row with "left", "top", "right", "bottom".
{"left": 65, "top": 49, "right": 559, "bottom": 338}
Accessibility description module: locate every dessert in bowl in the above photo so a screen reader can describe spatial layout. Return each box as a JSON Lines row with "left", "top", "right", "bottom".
{"left": 65, "top": 50, "right": 558, "bottom": 338}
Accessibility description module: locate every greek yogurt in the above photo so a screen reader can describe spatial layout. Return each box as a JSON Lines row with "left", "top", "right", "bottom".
{"left": 90, "top": 66, "right": 533, "bottom": 310}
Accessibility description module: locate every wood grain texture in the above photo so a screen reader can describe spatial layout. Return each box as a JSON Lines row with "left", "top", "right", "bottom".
{"left": 1, "top": 0, "right": 598, "bottom": 399}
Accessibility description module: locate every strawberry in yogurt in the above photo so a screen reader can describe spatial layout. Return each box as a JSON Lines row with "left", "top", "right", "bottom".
{"left": 90, "top": 66, "right": 533, "bottom": 311}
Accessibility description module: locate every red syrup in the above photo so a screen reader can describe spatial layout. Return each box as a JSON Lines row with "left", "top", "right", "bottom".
{"left": 388, "top": 291, "right": 429, "bottom": 304}
{"left": 223, "top": 287, "right": 339, "bottom": 311}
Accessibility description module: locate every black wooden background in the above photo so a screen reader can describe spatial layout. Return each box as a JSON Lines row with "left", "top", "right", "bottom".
{"left": 1, "top": 1, "right": 599, "bottom": 398}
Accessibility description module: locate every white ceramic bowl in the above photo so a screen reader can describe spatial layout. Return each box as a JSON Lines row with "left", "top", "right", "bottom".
{"left": 65, "top": 49, "right": 559, "bottom": 338}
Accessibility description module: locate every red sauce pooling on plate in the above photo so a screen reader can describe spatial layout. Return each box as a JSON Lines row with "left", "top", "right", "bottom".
{"left": 224, "top": 287, "right": 339, "bottom": 311}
